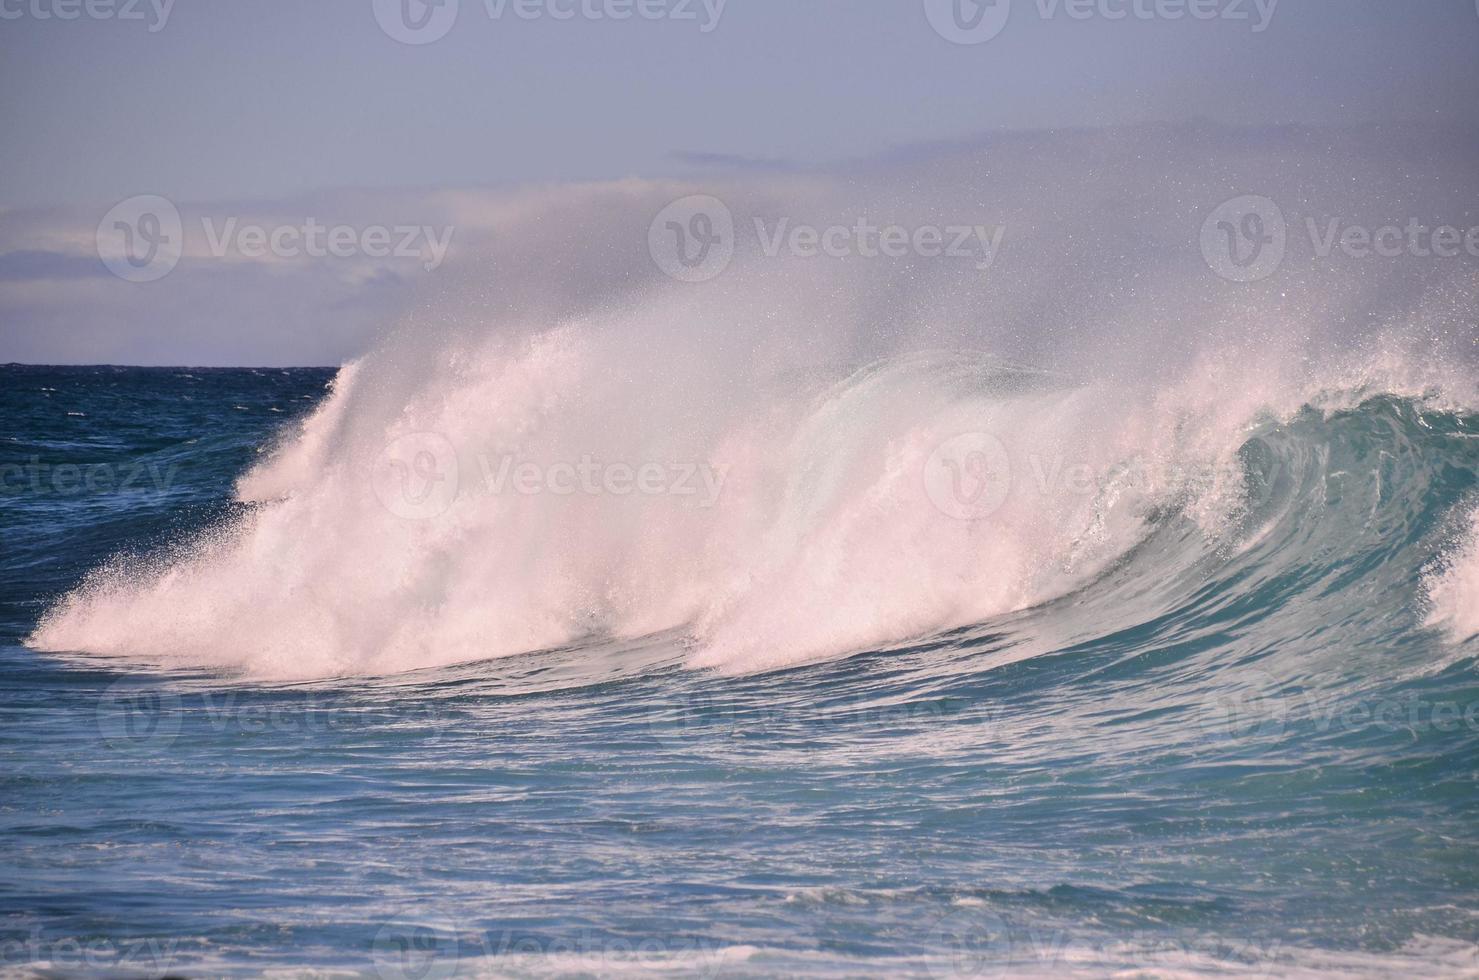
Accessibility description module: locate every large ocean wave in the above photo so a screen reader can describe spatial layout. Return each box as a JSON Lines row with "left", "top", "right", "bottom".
{"left": 26, "top": 125, "right": 1479, "bottom": 683}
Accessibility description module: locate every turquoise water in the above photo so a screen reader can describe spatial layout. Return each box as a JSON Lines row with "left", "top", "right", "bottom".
{"left": 2, "top": 364, "right": 1478, "bottom": 977}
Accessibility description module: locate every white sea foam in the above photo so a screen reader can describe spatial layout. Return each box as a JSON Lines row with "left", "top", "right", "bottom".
{"left": 1427, "top": 504, "right": 1479, "bottom": 644}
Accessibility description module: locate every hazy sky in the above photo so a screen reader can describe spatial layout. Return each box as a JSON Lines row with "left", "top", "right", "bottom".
{"left": 1, "top": 0, "right": 1477, "bottom": 209}
{"left": 2, "top": 0, "right": 1477, "bottom": 366}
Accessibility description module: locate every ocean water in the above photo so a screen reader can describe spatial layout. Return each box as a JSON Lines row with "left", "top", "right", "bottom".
{"left": 3, "top": 358, "right": 1478, "bottom": 978}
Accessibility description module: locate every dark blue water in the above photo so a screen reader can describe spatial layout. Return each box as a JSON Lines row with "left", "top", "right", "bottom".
{"left": 3, "top": 364, "right": 1478, "bottom": 977}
